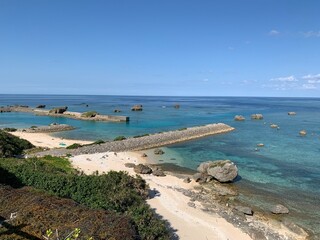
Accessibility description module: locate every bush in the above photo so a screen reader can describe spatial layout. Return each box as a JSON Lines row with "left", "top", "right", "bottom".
{"left": 133, "top": 134, "right": 150, "bottom": 138}
{"left": 114, "top": 136, "right": 126, "bottom": 141}
{"left": 0, "top": 130, "right": 34, "bottom": 157}
{"left": 66, "top": 143, "right": 83, "bottom": 149}
{"left": 2, "top": 128, "right": 17, "bottom": 132}
{"left": 93, "top": 139, "right": 105, "bottom": 144}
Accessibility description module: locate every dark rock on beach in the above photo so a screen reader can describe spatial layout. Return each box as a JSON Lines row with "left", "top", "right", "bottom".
{"left": 152, "top": 168, "right": 166, "bottom": 177}
{"left": 125, "top": 163, "right": 136, "bottom": 168}
{"left": 154, "top": 148, "right": 165, "bottom": 155}
{"left": 197, "top": 160, "right": 238, "bottom": 183}
{"left": 134, "top": 164, "right": 152, "bottom": 174}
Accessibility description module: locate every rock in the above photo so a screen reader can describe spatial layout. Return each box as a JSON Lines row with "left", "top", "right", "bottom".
{"left": 131, "top": 105, "right": 143, "bottom": 111}
{"left": 235, "top": 206, "right": 253, "bottom": 215}
{"left": 133, "top": 164, "right": 152, "bottom": 174}
{"left": 192, "top": 173, "right": 204, "bottom": 182}
{"left": 49, "top": 106, "right": 68, "bottom": 114}
{"left": 234, "top": 115, "right": 245, "bottom": 121}
{"left": 251, "top": 114, "right": 264, "bottom": 120}
{"left": 141, "top": 153, "right": 148, "bottom": 157}
{"left": 270, "top": 124, "right": 278, "bottom": 128}
{"left": 124, "top": 163, "right": 136, "bottom": 168}
{"left": 152, "top": 169, "right": 166, "bottom": 177}
{"left": 205, "top": 160, "right": 238, "bottom": 183}
{"left": 299, "top": 130, "right": 307, "bottom": 136}
{"left": 154, "top": 148, "right": 165, "bottom": 155}
{"left": 271, "top": 204, "right": 289, "bottom": 214}
{"left": 114, "top": 109, "right": 121, "bottom": 113}
{"left": 257, "top": 143, "right": 264, "bottom": 147}
{"left": 174, "top": 104, "right": 180, "bottom": 109}
{"left": 36, "top": 105, "right": 46, "bottom": 108}
{"left": 187, "top": 202, "right": 196, "bottom": 208}
{"left": 197, "top": 162, "right": 212, "bottom": 173}
{"left": 183, "top": 177, "right": 191, "bottom": 183}
{"left": 288, "top": 112, "right": 296, "bottom": 115}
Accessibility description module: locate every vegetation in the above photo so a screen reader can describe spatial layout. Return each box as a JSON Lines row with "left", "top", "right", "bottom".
{"left": 114, "top": 136, "right": 126, "bottom": 141}
{"left": 92, "top": 139, "right": 105, "bottom": 144}
{"left": 133, "top": 133, "right": 150, "bottom": 138}
{"left": 81, "top": 111, "right": 98, "bottom": 118}
{"left": 0, "top": 129, "right": 34, "bottom": 157}
{"left": 2, "top": 127, "right": 17, "bottom": 132}
{"left": 66, "top": 143, "right": 83, "bottom": 149}
{"left": 0, "top": 156, "right": 171, "bottom": 239}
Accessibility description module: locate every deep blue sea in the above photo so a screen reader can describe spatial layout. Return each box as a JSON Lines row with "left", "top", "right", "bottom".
{"left": 1, "top": 94, "right": 319, "bottom": 236}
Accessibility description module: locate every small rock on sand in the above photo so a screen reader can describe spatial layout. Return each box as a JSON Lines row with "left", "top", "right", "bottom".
{"left": 125, "top": 163, "right": 136, "bottom": 168}
{"left": 271, "top": 204, "right": 289, "bottom": 214}
{"left": 134, "top": 164, "right": 152, "bottom": 174}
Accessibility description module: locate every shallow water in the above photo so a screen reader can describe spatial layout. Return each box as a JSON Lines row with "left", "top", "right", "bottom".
{"left": 1, "top": 94, "right": 319, "bottom": 236}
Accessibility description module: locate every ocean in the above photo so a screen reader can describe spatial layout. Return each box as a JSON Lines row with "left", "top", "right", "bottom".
{"left": 1, "top": 94, "right": 319, "bottom": 237}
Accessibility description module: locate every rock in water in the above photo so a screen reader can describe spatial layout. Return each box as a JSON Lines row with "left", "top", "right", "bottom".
{"left": 131, "top": 105, "right": 143, "bottom": 111}
{"left": 251, "top": 113, "right": 264, "bottom": 120}
{"left": 198, "top": 160, "right": 238, "bottom": 183}
{"left": 299, "top": 130, "right": 307, "bottom": 136}
{"left": 133, "top": 164, "right": 152, "bottom": 174}
{"left": 288, "top": 112, "right": 296, "bottom": 115}
{"left": 271, "top": 204, "right": 289, "bottom": 214}
{"left": 235, "top": 206, "right": 253, "bottom": 215}
{"left": 234, "top": 115, "right": 245, "bottom": 121}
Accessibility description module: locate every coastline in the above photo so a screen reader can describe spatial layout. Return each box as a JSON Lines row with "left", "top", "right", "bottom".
{"left": 14, "top": 132, "right": 309, "bottom": 240}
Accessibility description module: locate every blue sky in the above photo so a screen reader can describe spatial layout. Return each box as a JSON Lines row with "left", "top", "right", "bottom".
{"left": 0, "top": 0, "right": 319, "bottom": 97}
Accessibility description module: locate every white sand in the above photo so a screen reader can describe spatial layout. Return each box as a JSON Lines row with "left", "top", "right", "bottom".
{"left": 70, "top": 152, "right": 253, "bottom": 240}
{"left": 11, "top": 131, "right": 93, "bottom": 149}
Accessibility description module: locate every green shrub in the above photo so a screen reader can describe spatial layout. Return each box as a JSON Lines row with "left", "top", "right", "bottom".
{"left": 133, "top": 133, "right": 150, "bottom": 138}
{"left": 66, "top": 143, "right": 82, "bottom": 149}
{"left": 2, "top": 128, "right": 17, "bottom": 132}
{"left": 0, "top": 130, "right": 34, "bottom": 157}
{"left": 81, "top": 111, "right": 98, "bottom": 118}
{"left": 93, "top": 139, "right": 105, "bottom": 144}
{"left": 114, "top": 136, "right": 126, "bottom": 141}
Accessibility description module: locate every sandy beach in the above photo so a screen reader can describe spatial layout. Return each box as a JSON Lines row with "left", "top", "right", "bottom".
{"left": 11, "top": 131, "right": 93, "bottom": 149}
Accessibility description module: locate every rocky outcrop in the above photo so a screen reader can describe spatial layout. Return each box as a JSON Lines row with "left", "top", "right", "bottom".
{"left": 152, "top": 168, "right": 166, "bottom": 177}
{"left": 234, "top": 206, "right": 253, "bottom": 215}
{"left": 81, "top": 111, "right": 98, "bottom": 118}
{"left": 270, "top": 124, "right": 278, "bottom": 128}
{"left": 49, "top": 106, "right": 68, "bottom": 114}
{"left": 299, "top": 130, "right": 307, "bottom": 136}
{"left": 271, "top": 204, "right": 289, "bottom": 214}
{"left": 234, "top": 115, "right": 245, "bottom": 121}
{"left": 197, "top": 160, "right": 238, "bottom": 183}
{"left": 0, "top": 107, "right": 11, "bottom": 113}
{"left": 131, "top": 105, "right": 143, "bottom": 111}
{"left": 125, "top": 163, "right": 136, "bottom": 168}
{"left": 23, "top": 124, "right": 75, "bottom": 133}
{"left": 251, "top": 114, "right": 263, "bottom": 120}
{"left": 36, "top": 105, "right": 46, "bottom": 108}
{"left": 134, "top": 164, "right": 152, "bottom": 174}
{"left": 154, "top": 148, "right": 165, "bottom": 155}
{"left": 257, "top": 143, "right": 264, "bottom": 147}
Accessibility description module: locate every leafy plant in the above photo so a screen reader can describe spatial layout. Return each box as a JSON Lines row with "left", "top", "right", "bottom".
{"left": 113, "top": 136, "right": 126, "bottom": 141}
{"left": 0, "top": 130, "right": 34, "bottom": 157}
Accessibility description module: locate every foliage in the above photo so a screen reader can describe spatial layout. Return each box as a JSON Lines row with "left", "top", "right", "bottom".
{"left": 114, "top": 136, "right": 126, "bottom": 141}
{"left": 133, "top": 134, "right": 150, "bottom": 138}
{"left": 66, "top": 143, "right": 83, "bottom": 149}
{"left": 81, "top": 111, "right": 98, "bottom": 118}
{"left": 0, "top": 157, "right": 171, "bottom": 239}
{"left": 2, "top": 127, "right": 17, "bottom": 132}
{"left": 0, "top": 130, "right": 34, "bottom": 157}
{"left": 92, "top": 139, "right": 105, "bottom": 144}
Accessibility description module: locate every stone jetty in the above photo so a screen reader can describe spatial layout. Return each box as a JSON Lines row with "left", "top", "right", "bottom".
{"left": 33, "top": 123, "right": 234, "bottom": 157}
{"left": 22, "top": 124, "right": 75, "bottom": 133}
{"left": 5, "top": 106, "right": 129, "bottom": 122}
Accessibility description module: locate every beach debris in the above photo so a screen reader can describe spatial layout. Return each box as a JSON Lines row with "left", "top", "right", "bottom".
{"left": 141, "top": 153, "right": 148, "bottom": 157}
{"left": 288, "top": 112, "right": 297, "bottom": 116}
{"left": 299, "top": 130, "right": 307, "bottom": 136}
{"left": 271, "top": 204, "right": 289, "bottom": 214}
{"left": 152, "top": 168, "right": 166, "bottom": 177}
{"left": 131, "top": 105, "right": 143, "bottom": 111}
{"left": 36, "top": 104, "right": 46, "bottom": 108}
{"left": 174, "top": 104, "right": 180, "bottom": 109}
{"left": 197, "top": 160, "right": 238, "bottom": 183}
{"left": 154, "top": 148, "right": 165, "bottom": 155}
{"left": 124, "top": 163, "right": 136, "bottom": 168}
{"left": 183, "top": 177, "right": 191, "bottom": 183}
{"left": 234, "top": 206, "right": 253, "bottom": 216}
{"left": 257, "top": 143, "right": 264, "bottom": 147}
{"left": 134, "top": 164, "right": 152, "bottom": 174}
{"left": 251, "top": 114, "right": 264, "bottom": 120}
{"left": 234, "top": 115, "right": 245, "bottom": 121}
{"left": 114, "top": 109, "right": 121, "bottom": 113}
{"left": 270, "top": 124, "right": 278, "bottom": 128}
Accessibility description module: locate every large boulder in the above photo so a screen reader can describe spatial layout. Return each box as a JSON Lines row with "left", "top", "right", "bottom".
{"left": 36, "top": 105, "right": 46, "bottom": 108}
{"left": 131, "top": 105, "right": 143, "bottom": 111}
{"left": 133, "top": 164, "right": 152, "bottom": 174}
{"left": 49, "top": 106, "right": 68, "bottom": 114}
{"left": 197, "top": 160, "right": 238, "bottom": 183}
{"left": 251, "top": 114, "right": 263, "bottom": 120}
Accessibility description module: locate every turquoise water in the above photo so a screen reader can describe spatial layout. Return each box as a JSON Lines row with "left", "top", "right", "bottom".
{"left": 1, "top": 94, "right": 320, "bottom": 236}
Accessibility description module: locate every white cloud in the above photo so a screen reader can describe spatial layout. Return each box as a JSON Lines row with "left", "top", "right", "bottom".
{"left": 269, "top": 30, "right": 280, "bottom": 36}
{"left": 270, "top": 75, "right": 297, "bottom": 82}
{"left": 302, "top": 84, "right": 317, "bottom": 89}
{"left": 302, "top": 74, "right": 320, "bottom": 83}
{"left": 302, "top": 31, "right": 320, "bottom": 38}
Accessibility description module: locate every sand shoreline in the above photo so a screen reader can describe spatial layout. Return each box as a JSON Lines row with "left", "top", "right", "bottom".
{"left": 13, "top": 132, "right": 309, "bottom": 240}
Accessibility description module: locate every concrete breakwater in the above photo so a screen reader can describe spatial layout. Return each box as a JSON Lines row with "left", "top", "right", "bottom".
{"left": 4, "top": 106, "right": 129, "bottom": 122}
{"left": 21, "top": 124, "right": 75, "bottom": 133}
{"left": 34, "top": 123, "right": 234, "bottom": 157}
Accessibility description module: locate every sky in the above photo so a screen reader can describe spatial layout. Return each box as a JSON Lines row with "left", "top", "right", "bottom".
{"left": 0, "top": 0, "right": 320, "bottom": 97}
